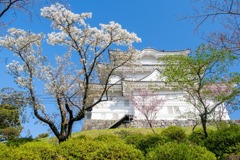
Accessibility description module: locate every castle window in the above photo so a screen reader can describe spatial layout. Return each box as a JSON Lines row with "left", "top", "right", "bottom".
{"left": 168, "top": 106, "right": 180, "bottom": 114}
{"left": 86, "top": 111, "right": 92, "bottom": 119}
{"left": 124, "top": 100, "right": 129, "bottom": 106}
{"left": 174, "top": 106, "right": 180, "bottom": 114}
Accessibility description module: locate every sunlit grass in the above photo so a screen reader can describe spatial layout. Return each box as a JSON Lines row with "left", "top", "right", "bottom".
{"left": 39, "top": 125, "right": 217, "bottom": 144}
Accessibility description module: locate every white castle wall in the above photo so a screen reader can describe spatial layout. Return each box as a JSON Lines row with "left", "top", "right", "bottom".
{"left": 90, "top": 48, "right": 230, "bottom": 122}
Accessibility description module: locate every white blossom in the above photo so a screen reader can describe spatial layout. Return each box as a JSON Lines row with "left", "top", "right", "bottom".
{"left": 0, "top": 3, "right": 141, "bottom": 142}
{"left": 41, "top": 3, "right": 92, "bottom": 30}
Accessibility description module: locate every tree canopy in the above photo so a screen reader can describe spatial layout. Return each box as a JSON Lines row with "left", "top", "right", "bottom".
{"left": 190, "top": 0, "right": 240, "bottom": 54}
{"left": 0, "top": 104, "right": 21, "bottom": 130}
{"left": 0, "top": 88, "right": 26, "bottom": 139}
{"left": 160, "top": 45, "right": 240, "bottom": 138}
{"left": 0, "top": 3, "right": 141, "bottom": 142}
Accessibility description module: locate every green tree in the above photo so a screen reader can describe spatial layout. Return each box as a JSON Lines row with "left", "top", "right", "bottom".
{"left": 0, "top": 104, "right": 21, "bottom": 139}
{"left": 0, "top": 87, "right": 27, "bottom": 108}
{"left": 0, "top": 104, "right": 20, "bottom": 129}
{"left": 0, "top": 88, "right": 26, "bottom": 139}
{"left": 160, "top": 45, "right": 240, "bottom": 138}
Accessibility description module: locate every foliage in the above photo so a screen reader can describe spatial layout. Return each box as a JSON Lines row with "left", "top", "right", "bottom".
{"left": 124, "top": 133, "right": 168, "bottom": 155}
{"left": 188, "top": 128, "right": 209, "bottom": 145}
{"left": 0, "top": 87, "right": 28, "bottom": 124}
{"left": 160, "top": 44, "right": 240, "bottom": 138}
{"left": 161, "top": 126, "right": 187, "bottom": 142}
{"left": 79, "top": 127, "right": 161, "bottom": 138}
{"left": 57, "top": 138, "right": 105, "bottom": 159}
{"left": 204, "top": 122, "right": 240, "bottom": 159}
{"left": 3, "top": 126, "right": 240, "bottom": 159}
{"left": 0, "top": 143, "right": 13, "bottom": 159}
{"left": 0, "top": 104, "right": 21, "bottom": 130}
{"left": 0, "top": 88, "right": 28, "bottom": 141}
{"left": 0, "top": 141, "right": 56, "bottom": 160}
{"left": 6, "top": 136, "right": 34, "bottom": 147}
{"left": 0, "top": 103, "right": 22, "bottom": 139}
{"left": 0, "top": 3, "right": 141, "bottom": 143}
{"left": 224, "top": 153, "right": 240, "bottom": 160}
{"left": 1, "top": 127, "right": 20, "bottom": 140}
{"left": 57, "top": 137, "right": 143, "bottom": 160}
{"left": 36, "top": 133, "right": 49, "bottom": 139}
{"left": 146, "top": 142, "right": 216, "bottom": 160}
{"left": 13, "top": 141, "right": 57, "bottom": 160}
{"left": 0, "top": 88, "right": 27, "bottom": 108}
{"left": 94, "top": 134, "right": 124, "bottom": 143}
{"left": 91, "top": 141, "right": 144, "bottom": 160}
{"left": 114, "top": 129, "right": 134, "bottom": 138}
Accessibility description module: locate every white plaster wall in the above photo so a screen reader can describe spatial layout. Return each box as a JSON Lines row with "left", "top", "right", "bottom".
{"left": 140, "top": 56, "right": 158, "bottom": 64}
{"left": 109, "top": 75, "right": 121, "bottom": 84}
{"left": 91, "top": 97, "right": 134, "bottom": 120}
{"left": 132, "top": 96, "right": 194, "bottom": 120}
{"left": 91, "top": 93, "right": 230, "bottom": 121}
{"left": 92, "top": 49, "right": 230, "bottom": 121}
{"left": 141, "top": 70, "right": 160, "bottom": 81}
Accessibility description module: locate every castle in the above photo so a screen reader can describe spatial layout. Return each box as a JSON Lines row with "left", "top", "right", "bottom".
{"left": 83, "top": 48, "right": 230, "bottom": 130}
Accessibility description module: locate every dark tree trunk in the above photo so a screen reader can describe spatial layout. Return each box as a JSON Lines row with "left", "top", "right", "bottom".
{"left": 58, "top": 136, "right": 68, "bottom": 143}
{"left": 149, "top": 122, "right": 156, "bottom": 134}
{"left": 200, "top": 113, "right": 208, "bottom": 138}
{"left": 145, "top": 116, "right": 156, "bottom": 134}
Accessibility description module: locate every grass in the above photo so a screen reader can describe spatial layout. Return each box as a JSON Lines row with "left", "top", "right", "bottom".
{"left": 77, "top": 125, "right": 217, "bottom": 138}
{"left": 40, "top": 125, "right": 217, "bottom": 144}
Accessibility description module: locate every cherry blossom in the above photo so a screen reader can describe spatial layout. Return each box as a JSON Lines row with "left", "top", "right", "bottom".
{"left": 0, "top": 3, "right": 141, "bottom": 143}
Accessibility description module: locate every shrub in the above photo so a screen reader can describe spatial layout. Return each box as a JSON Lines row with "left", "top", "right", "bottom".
{"left": 94, "top": 134, "right": 124, "bottom": 143}
{"left": 124, "top": 133, "right": 145, "bottom": 146}
{"left": 35, "top": 133, "right": 49, "bottom": 139}
{"left": 204, "top": 123, "right": 240, "bottom": 159}
{"left": 146, "top": 142, "right": 216, "bottom": 160}
{"left": 161, "top": 126, "right": 187, "bottom": 142}
{"left": 57, "top": 138, "right": 104, "bottom": 160}
{"left": 6, "top": 136, "right": 34, "bottom": 147}
{"left": 188, "top": 128, "right": 207, "bottom": 145}
{"left": 57, "top": 137, "right": 144, "bottom": 160}
{"left": 91, "top": 141, "right": 144, "bottom": 160}
{"left": 224, "top": 153, "right": 240, "bottom": 160}
{"left": 124, "top": 133, "right": 168, "bottom": 155}
{"left": 114, "top": 130, "right": 133, "bottom": 138}
{"left": 0, "top": 143, "right": 15, "bottom": 159}
{"left": 13, "top": 141, "right": 57, "bottom": 160}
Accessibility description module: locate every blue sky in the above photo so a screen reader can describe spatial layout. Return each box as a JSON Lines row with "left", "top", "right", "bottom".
{"left": 0, "top": 0, "right": 237, "bottom": 137}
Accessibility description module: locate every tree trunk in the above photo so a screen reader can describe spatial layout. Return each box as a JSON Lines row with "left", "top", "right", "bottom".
{"left": 146, "top": 118, "right": 156, "bottom": 134}
{"left": 200, "top": 114, "right": 208, "bottom": 138}
{"left": 58, "top": 136, "right": 67, "bottom": 143}
{"left": 149, "top": 123, "right": 156, "bottom": 134}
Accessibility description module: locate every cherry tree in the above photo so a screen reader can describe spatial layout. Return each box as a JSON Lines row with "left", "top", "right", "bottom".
{"left": 189, "top": 0, "right": 240, "bottom": 54}
{"left": 127, "top": 89, "right": 164, "bottom": 134}
{"left": 0, "top": 0, "right": 68, "bottom": 29}
{"left": 0, "top": 3, "right": 141, "bottom": 142}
